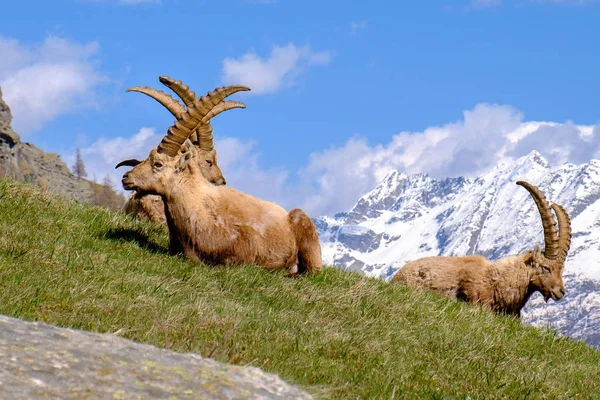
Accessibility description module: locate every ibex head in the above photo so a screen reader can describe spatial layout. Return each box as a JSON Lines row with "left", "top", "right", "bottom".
{"left": 116, "top": 76, "right": 249, "bottom": 186}
{"left": 122, "top": 140, "right": 197, "bottom": 195}
{"left": 121, "top": 82, "right": 249, "bottom": 195}
{"left": 517, "top": 181, "right": 572, "bottom": 302}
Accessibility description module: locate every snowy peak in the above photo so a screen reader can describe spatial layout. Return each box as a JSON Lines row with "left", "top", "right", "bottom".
{"left": 345, "top": 171, "right": 470, "bottom": 225}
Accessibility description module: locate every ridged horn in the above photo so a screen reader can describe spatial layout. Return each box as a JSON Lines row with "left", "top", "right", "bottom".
{"left": 195, "top": 100, "right": 247, "bottom": 150}
{"left": 193, "top": 85, "right": 251, "bottom": 115}
{"left": 126, "top": 86, "right": 185, "bottom": 119}
{"left": 551, "top": 203, "right": 572, "bottom": 262}
{"left": 156, "top": 85, "right": 249, "bottom": 156}
{"left": 158, "top": 76, "right": 197, "bottom": 107}
{"left": 115, "top": 159, "right": 142, "bottom": 169}
{"left": 516, "top": 181, "right": 559, "bottom": 259}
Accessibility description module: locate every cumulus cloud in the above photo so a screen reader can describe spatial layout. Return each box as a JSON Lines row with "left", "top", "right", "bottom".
{"left": 295, "top": 104, "right": 599, "bottom": 215}
{"left": 64, "top": 130, "right": 289, "bottom": 203}
{"left": 62, "top": 127, "right": 161, "bottom": 188}
{"left": 221, "top": 43, "right": 332, "bottom": 95}
{"left": 64, "top": 103, "right": 600, "bottom": 217}
{"left": 214, "top": 137, "right": 290, "bottom": 201}
{"left": 0, "top": 35, "right": 106, "bottom": 134}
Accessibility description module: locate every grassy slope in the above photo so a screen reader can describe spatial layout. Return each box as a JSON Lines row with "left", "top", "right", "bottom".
{"left": 0, "top": 178, "right": 598, "bottom": 399}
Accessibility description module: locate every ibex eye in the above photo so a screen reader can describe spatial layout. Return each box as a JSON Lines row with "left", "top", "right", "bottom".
{"left": 206, "top": 160, "right": 213, "bottom": 166}
{"left": 153, "top": 162, "right": 163, "bottom": 168}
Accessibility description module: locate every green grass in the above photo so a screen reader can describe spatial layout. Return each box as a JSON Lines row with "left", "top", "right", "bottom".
{"left": 0, "top": 178, "right": 599, "bottom": 399}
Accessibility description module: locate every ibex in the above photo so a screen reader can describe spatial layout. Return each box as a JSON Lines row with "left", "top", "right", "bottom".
{"left": 120, "top": 84, "right": 322, "bottom": 275}
{"left": 116, "top": 76, "right": 247, "bottom": 227}
{"left": 392, "top": 181, "right": 572, "bottom": 317}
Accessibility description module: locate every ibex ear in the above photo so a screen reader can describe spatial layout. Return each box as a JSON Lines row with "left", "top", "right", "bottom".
{"left": 526, "top": 245, "right": 543, "bottom": 267}
{"left": 176, "top": 140, "right": 194, "bottom": 172}
{"left": 179, "top": 139, "right": 193, "bottom": 154}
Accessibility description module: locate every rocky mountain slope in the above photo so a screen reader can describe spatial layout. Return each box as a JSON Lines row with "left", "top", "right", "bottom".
{"left": 0, "top": 86, "right": 121, "bottom": 207}
{"left": 315, "top": 151, "right": 600, "bottom": 347}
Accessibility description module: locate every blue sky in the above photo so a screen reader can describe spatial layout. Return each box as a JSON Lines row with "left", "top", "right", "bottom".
{"left": 1, "top": 0, "right": 599, "bottom": 215}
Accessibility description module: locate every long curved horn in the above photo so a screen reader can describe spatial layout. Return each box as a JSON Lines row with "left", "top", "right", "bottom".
{"left": 156, "top": 77, "right": 250, "bottom": 150}
{"left": 516, "top": 181, "right": 559, "bottom": 259}
{"left": 192, "top": 87, "right": 250, "bottom": 150}
{"left": 156, "top": 85, "right": 249, "bottom": 156}
{"left": 158, "top": 76, "right": 197, "bottom": 107}
{"left": 194, "top": 100, "right": 247, "bottom": 150}
{"left": 126, "top": 84, "right": 212, "bottom": 144}
{"left": 193, "top": 85, "right": 251, "bottom": 115}
{"left": 551, "top": 203, "right": 572, "bottom": 262}
{"left": 115, "top": 159, "right": 142, "bottom": 169}
{"left": 126, "top": 86, "right": 185, "bottom": 118}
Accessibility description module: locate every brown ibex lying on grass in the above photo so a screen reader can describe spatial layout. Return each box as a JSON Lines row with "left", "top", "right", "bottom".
{"left": 392, "top": 181, "right": 571, "bottom": 317}
{"left": 116, "top": 76, "right": 248, "bottom": 226}
{"left": 120, "top": 84, "right": 322, "bottom": 275}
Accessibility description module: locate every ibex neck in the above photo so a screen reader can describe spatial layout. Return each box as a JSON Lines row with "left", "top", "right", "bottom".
{"left": 491, "top": 255, "right": 534, "bottom": 316}
{"left": 163, "top": 167, "right": 209, "bottom": 203}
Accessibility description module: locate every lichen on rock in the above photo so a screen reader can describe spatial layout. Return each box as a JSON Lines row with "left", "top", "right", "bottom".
{"left": 0, "top": 315, "right": 313, "bottom": 399}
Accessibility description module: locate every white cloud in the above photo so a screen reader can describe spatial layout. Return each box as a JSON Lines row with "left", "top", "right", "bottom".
{"left": 241, "top": 0, "right": 277, "bottom": 3}
{"left": 293, "top": 104, "right": 599, "bottom": 215}
{"left": 62, "top": 127, "right": 161, "bottom": 188}
{"left": 214, "top": 137, "right": 289, "bottom": 201}
{"left": 119, "top": 0, "right": 160, "bottom": 4}
{"left": 466, "top": 0, "right": 502, "bottom": 9}
{"left": 221, "top": 43, "right": 332, "bottom": 95}
{"left": 65, "top": 104, "right": 600, "bottom": 218}
{"left": 527, "top": 0, "right": 600, "bottom": 5}
{"left": 350, "top": 20, "right": 368, "bottom": 35}
{"left": 80, "top": 0, "right": 160, "bottom": 4}
{"left": 64, "top": 129, "right": 289, "bottom": 203}
{"left": 0, "top": 36, "right": 106, "bottom": 134}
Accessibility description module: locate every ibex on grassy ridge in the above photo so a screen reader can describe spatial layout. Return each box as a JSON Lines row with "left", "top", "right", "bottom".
{"left": 120, "top": 85, "right": 322, "bottom": 275}
{"left": 392, "top": 181, "right": 572, "bottom": 317}
{"left": 116, "top": 76, "right": 248, "bottom": 228}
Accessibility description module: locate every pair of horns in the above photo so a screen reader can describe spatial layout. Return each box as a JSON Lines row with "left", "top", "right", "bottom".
{"left": 516, "top": 181, "right": 572, "bottom": 261}
{"left": 127, "top": 76, "right": 249, "bottom": 153}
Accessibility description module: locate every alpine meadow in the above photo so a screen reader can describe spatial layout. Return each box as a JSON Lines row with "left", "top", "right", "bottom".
{"left": 2, "top": 0, "right": 600, "bottom": 398}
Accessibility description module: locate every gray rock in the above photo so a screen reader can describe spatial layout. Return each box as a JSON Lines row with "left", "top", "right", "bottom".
{"left": 333, "top": 253, "right": 366, "bottom": 273}
{"left": 0, "top": 85, "right": 99, "bottom": 203}
{"left": 336, "top": 225, "right": 382, "bottom": 253}
{"left": 0, "top": 86, "right": 20, "bottom": 144}
{"left": 0, "top": 315, "right": 313, "bottom": 400}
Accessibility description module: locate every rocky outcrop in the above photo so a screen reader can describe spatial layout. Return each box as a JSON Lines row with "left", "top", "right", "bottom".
{"left": 0, "top": 315, "right": 312, "bottom": 399}
{"left": 0, "top": 86, "right": 114, "bottom": 204}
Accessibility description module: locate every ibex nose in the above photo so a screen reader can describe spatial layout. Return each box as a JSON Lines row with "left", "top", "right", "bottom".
{"left": 216, "top": 178, "right": 226, "bottom": 186}
{"left": 551, "top": 287, "right": 565, "bottom": 301}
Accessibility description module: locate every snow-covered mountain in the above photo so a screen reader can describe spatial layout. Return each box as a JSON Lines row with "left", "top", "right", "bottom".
{"left": 315, "top": 150, "right": 600, "bottom": 347}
